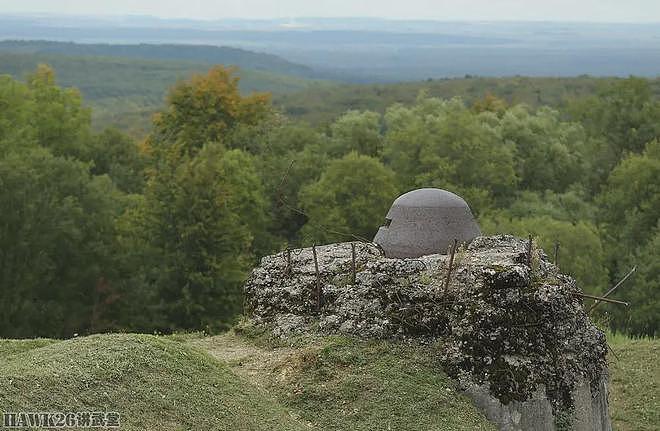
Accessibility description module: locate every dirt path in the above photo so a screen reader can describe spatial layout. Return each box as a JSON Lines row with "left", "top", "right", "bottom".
{"left": 188, "top": 333, "right": 300, "bottom": 388}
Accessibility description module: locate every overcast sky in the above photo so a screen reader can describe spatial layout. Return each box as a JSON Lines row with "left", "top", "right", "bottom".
{"left": 1, "top": 0, "right": 659, "bottom": 22}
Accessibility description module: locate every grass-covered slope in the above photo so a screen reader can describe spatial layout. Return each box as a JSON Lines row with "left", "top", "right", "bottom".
{"left": 1, "top": 331, "right": 657, "bottom": 430}
{"left": 0, "top": 334, "right": 306, "bottom": 431}
{"left": 0, "top": 332, "right": 495, "bottom": 430}
{"left": 193, "top": 331, "right": 496, "bottom": 430}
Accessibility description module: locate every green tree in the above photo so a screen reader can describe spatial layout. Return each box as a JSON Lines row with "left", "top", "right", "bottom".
{"left": 0, "top": 74, "right": 35, "bottom": 151}
{"left": 0, "top": 69, "right": 138, "bottom": 337}
{"left": 90, "top": 128, "right": 147, "bottom": 194}
{"left": 383, "top": 96, "right": 517, "bottom": 213}
{"left": 328, "top": 110, "right": 383, "bottom": 158}
{"left": 568, "top": 77, "right": 660, "bottom": 192}
{"left": 253, "top": 123, "right": 329, "bottom": 244}
{"left": 504, "top": 188, "right": 597, "bottom": 225}
{"left": 132, "top": 66, "right": 274, "bottom": 331}
{"left": 595, "top": 141, "right": 660, "bottom": 335}
{"left": 499, "top": 106, "right": 586, "bottom": 192}
{"left": 604, "top": 223, "right": 659, "bottom": 336}
{"left": 299, "top": 152, "right": 398, "bottom": 244}
{"left": 598, "top": 140, "right": 660, "bottom": 254}
{"left": 148, "top": 65, "right": 271, "bottom": 158}
{"left": 26, "top": 64, "right": 92, "bottom": 160}
{"left": 0, "top": 148, "right": 122, "bottom": 337}
{"left": 137, "top": 146, "right": 267, "bottom": 331}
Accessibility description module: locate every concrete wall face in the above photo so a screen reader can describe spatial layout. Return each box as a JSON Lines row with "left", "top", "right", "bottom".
{"left": 374, "top": 188, "right": 481, "bottom": 258}
{"left": 465, "top": 377, "right": 612, "bottom": 431}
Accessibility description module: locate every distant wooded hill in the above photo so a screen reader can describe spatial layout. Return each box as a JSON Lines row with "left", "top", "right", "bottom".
{"left": 2, "top": 40, "right": 660, "bottom": 136}
{"left": 4, "top": 17, "right": 660, "bottom": 82}
{"left": 0, "top": 45, "right": 331, "bottom": 136}
{"left": 0, "top": 40, "right": 316, "bottom": 78}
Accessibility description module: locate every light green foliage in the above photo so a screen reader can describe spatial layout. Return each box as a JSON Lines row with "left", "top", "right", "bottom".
{"left": 299, "top": 152, "right": 398, "bottom": 244}
{"left": 499, "top": 106, "right": 587, "bottom": 192}
{"left": 570, "top": 77, "right": 660, "bottom": 155}
{"left": 0, "top": 75, "right": 35, "bottom": 149}
{"left": 25, "top": 65, "right": 92, "bottom": 160}
{"left": 504, "top": 188, "right": 597, "bottom": 224}
{"left": 328, "top": 110, "right": 383, "bottom": 157}
{"left": 383, "top": 96, "right": 517, "bottom": 213}
{"left": 481, "top": 214, "right": 608, "bottom": 295}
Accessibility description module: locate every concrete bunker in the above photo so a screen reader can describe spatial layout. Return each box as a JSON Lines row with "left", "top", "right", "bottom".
{"left": 374, "top": 188, "right": 481, "bottom": 258}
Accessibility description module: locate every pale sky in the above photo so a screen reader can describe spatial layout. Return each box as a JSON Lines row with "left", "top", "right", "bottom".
{"left": 0, "top": 0, "right": 658, "bottom": 22}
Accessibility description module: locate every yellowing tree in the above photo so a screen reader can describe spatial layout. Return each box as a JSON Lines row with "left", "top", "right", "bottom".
{"left": 149, "top": 65, "right": 271, "bottom": 158}
{"left": 131, "top": 66, "right": 273, "bottom": 331}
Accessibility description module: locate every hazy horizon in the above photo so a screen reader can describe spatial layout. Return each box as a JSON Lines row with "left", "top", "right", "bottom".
{"left": 1, "top": 0, "right": 660, "bottom": 23}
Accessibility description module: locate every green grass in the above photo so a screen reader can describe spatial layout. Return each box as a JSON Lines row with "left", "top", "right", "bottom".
{"left": 272, "top": 337, "right": 495, "bottom": 430}
{"left": 608, "top": 334, "right": 660, "bottom": 431}
{"left": 0, "top": 332, "right": 494, "bottom": 430}
{"left": 0, "top": 331, "right": 656, "bottom": 430}
{"left": 195, "top": 331, "right": 496, "bottom": 430}
{"left": 0, "top": 338, "right": 57, "bottom": 358}
{"left": 0, "top": 334, "right": 306, "bottom": 431}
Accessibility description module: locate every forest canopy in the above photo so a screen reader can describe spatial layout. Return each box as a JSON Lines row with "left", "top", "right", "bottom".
{"left": 0, "top": 65, "right": 657, "bottom": 338}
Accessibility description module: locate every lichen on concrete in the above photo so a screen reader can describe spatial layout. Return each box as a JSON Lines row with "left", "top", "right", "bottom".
{"left": 244, "top": 235, "right": 611, "bottom": 430}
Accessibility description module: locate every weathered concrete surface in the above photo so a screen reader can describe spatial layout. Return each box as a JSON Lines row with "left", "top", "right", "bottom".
{"left": 244, "top": 236, "right": 611, "bottom": 430}
{"left": 463, "top": 382, "right": 555, "bottom": 431}
{"left": 373, "top": 188, "right": 481, "bottom": 258}
{"left": 464, "top": 376, "right": 611, "bottom": 431}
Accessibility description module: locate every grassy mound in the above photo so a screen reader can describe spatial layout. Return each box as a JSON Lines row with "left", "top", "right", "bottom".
{"left": 193, "top": 330, "right": 496, "bottom": 430}
{"left": 0, "top": 334, "right": 305, "bottom": 430}
{"left": 0, "top": 332, "right": 494, "bottom": 430}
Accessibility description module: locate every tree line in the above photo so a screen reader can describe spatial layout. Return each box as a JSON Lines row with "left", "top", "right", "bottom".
{"left": 0, "top": 65, "right": 657, "bottom": 338}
